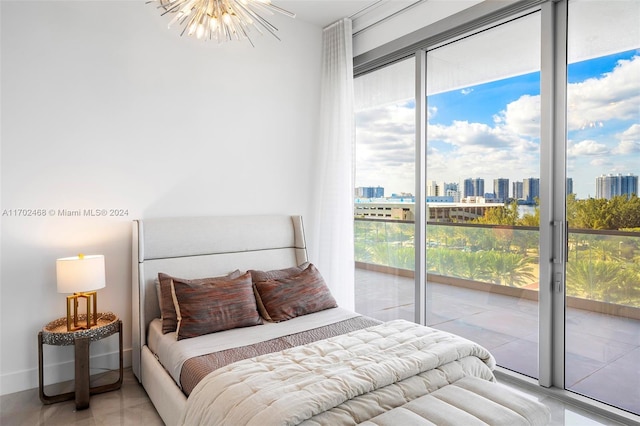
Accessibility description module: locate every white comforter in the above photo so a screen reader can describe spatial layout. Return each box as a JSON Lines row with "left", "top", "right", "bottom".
{"left": 180, "top": 320, "right": 500, "bottom": 425}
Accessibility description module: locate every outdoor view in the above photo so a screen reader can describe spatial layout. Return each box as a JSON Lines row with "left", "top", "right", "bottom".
{"left": 354, "top": 1, "right": 639, "bottom": 416}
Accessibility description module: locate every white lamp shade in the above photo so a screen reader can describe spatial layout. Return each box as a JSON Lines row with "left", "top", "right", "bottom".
{"left": 56, "top": 255, "right": 106, "bottom": 294}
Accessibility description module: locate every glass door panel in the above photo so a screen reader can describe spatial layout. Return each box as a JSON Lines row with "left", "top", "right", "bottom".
{"left": 566, "top": 0, "right": 640, "bottom": 414}
{"left": 354, "top": 58, "right": 416, "bottom": 321}
{"left": 425, "top": 12, "right": 541, "bottom": 379}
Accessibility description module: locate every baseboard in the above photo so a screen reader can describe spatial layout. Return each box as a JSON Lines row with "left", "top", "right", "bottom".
{"left": 0, "top": 348, "right": 132, "bottom": 396}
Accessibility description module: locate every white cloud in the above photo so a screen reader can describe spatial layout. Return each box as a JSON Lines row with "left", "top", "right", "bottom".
{"left": 426, "top": 119, "right": 539, "bottom": 183}
{"left": 494, "top": 94, "right": 540, "bottom": 139}
{"left": 612, "top": 123, "right": 640, "bottom": 154}
{"left": 355, "top": 102, "right": 416, "bottom": 193}
{"left": 427, "top": 106, "right": 438, "bottom": 120}
{"left": 494, "top": 55, "right": 640, "bottom": 140}
{"left": 589, "top": 158, "right": 611, "bottom": 167}
{"left": 429, "top": 120, "right": 517, "bottom": 149}
{"left": 568, "top": 139, "right": 609, "bottom": 156}
{"left": 568, "top": 55, "right": 640, "bottom": 131}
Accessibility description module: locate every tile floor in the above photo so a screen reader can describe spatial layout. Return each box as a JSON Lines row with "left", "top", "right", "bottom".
{"left": 1, "top": 368, "right": 637, "bottom": 425}
{"left": 0, "top": 369, "right": 163, "bottom": 426}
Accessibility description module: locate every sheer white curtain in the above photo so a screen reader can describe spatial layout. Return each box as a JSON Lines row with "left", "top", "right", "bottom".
{"left": 310, "top": 18, "right": 355, "bottom": 310}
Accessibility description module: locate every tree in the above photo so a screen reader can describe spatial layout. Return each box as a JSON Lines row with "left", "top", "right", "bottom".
{"left": 427, "top": 248, "right": 458, "bottom": 276}
{"left": 518, "top": 197, "right": 540, "bottom": 227}
{"left": 474, "top": 201, "right": 519, "bottom": 226}
{"left": 370, "top": 242, "right": 414, "bottom": 270}
{"left": 455, "top": 251, "right": 491, "bottom": 281}
{"left": 483, "top": 251, "right": 536, "bottom": 287}
{"left": 566, "top": 259, "right": 623, "bottom": 301}
{"left": 569, "top": 195, "right": 640, "bottom": 230}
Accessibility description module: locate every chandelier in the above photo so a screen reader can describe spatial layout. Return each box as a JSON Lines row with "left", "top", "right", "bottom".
{"left": 150, "top": 0, "right": 295, "bottom": 45}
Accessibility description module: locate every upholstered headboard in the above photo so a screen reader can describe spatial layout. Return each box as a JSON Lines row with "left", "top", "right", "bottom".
{"left": 131, "top": 215, "right": 308, "bottom": 380}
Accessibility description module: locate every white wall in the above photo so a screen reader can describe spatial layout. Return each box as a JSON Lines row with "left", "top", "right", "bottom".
{"left": 0, "top": 0, "right": 322, "bottom": 395}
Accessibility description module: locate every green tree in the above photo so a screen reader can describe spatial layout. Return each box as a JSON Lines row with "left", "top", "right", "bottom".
{"left": 370, "top": 243, "right": 414, "bottom": 270}
{"left": 607, "top": 264, "right": 640, "bottom": 306}
{"left": 483, "top": 251, "right": 536, "bottom": 287}
{"left": 354, "top": 240, "right": 373, "bottom": 263}
{"left": 566, "top": 259, "right": 621, "bottom": 301}
{"left": 517, "top": 198, "right": 540, "bottom": 227}
{"left": 427, "top": 248, "right": 458, "bottom": 276}
{"left": 474, "top": 201, "right": 519, "bottom": 226}
{"left": 455, "top": 251, "right": 491, "bottom": 281}
{"left": 569, "top": 195, "right": 640, "bottom": 230}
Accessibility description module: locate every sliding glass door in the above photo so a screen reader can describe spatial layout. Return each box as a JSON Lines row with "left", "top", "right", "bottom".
{"left": 354, "top": 58, "right": 416, "bottom": 321}
{"left": 353, "top": 0, "right": 640, "bottom": 416}
{"left": 565, "top": 0, "right": 640, "bottom": 414}
{"left": 424, "top": 12, "right": 541, "bottom": 380}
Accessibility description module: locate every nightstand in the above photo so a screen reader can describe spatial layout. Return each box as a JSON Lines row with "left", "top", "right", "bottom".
{"left": 38, "top": 312, "right": 123, "bottom": 410}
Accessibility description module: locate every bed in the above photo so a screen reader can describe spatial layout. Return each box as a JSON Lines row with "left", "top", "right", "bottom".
{"left": 132, "top": 215, "right": 551, "bottom": 425}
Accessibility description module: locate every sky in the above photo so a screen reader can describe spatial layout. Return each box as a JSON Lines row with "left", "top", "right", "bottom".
{"left": 355, "top": 49, "right": 640, "bottom": 200}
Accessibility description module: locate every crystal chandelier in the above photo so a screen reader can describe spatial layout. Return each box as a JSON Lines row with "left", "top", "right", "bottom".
{"left": 150, "top": 0, "right": 295, "bottom": 45}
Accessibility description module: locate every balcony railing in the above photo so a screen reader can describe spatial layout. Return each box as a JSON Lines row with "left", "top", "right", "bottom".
{"left": 355, "top": 218, "right": 640, "bottom": 318}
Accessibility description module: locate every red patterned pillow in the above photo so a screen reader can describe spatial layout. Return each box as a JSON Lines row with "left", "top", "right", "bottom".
{"left": 249, "top": 262, "right": 310, "bottom": 282}
{"left": 254, "top": 264, "right": 337, "bottom": 322}
{"left": 171, "top": 271, "right": 262, "bottom": 340}
{"left": 249, "top": 263, "right": 310, "bottom": 321}
{"left": 158, "top": 270, "right": 242, "bottom": 334}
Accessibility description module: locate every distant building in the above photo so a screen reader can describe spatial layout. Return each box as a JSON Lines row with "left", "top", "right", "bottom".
{"left": 595, "top": 174, "right": 638, "bottom": 200}
{"left": 493, "top": 178, "right": 509, "bottom": 202}
{"left": 355, "top": 186, "right": 384, "bottom": 198}
{"left": 442, "top": 182, "right": 461, "bottom": 202}
{"left": 354, "top": 202, "right": 414, "bottom": 221}
{"left": 566, "top": 177, "right": 573, "bottom": 195}
{"left": 389, "top": 193, "right": 414, "bottom": 202}
{"left": 354, "top": 199, "right": 499, "bottom": 223}
{"left": 428, "top": 202, "right": 496, "bottom": 222}
{"left": 512, "top": 181, "right": 524, "bottom": 200}
{"left": 426, "top": 180, "right": 439, "bottom": 197}
{"left": 523, "top": 178, "right": 540, "bottom": 204}
{"left": 464, "top": 178, "right": 484, "bottom": 198}
{"left": 426, "top": 196, "right": 454, "bottom": 203}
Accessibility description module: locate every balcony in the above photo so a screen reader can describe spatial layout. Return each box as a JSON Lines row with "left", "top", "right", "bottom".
{"left": 354, "top": 218, "right": 640, "bottom": 415}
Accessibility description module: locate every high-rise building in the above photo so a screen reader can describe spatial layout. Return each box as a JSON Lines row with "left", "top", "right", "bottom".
{"left": 426, "top": 180, "right": 439, "bottom": 197}
{"left": 464, "top": 178, "right": 484, "bottom": 198}
{"left": 523, "top": 178, "right": 539, "bottom": 204}
{"left": 493, "top": 178, "right": 509, "bottom": 202}
{"left": 567, "top": 177, "right": 573, "bottom": 195}
{"left": 512, "top": 181, "right": 524, "bottom": 200}
{"left": 355, "top": 186, "right": 384, "bottom": 198}
{"left": 442, "top": 182, "right": 460, "bottom": 202}
{"left": 595, "top": 174, "right": 638, "bottom": 200}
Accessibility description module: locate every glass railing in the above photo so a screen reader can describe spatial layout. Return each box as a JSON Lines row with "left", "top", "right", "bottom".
{"left": 355, "top": 218, "right": 640, "bottom": 310}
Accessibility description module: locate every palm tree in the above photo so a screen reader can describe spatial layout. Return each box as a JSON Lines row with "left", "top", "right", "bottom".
{"left": 588, "top": 238, "right": 624, "bottom": 262}
{"left": 606, "top": 265, "right": 640, "bottom": 306}
{"left": 369, "top": 242, "right": 415, "bottom": 270}
{"left": 566, "top": 259, "right": 619, "bottom": 301}
{"left": 483, "top": 251, "right": 536, "bottom": 287}
{"left": 354, "top": 240, "right": 373, "bottom": 263}
{"left": 427, "top": 247, "right": 458, "bottom": 276}
{"left": 455, "top": 251, "right": 491, "bottom": 281}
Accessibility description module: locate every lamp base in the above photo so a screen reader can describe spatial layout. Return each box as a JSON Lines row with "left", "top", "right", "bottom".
{"left": 66, "top": 292, "right": 98, "bottom": 331}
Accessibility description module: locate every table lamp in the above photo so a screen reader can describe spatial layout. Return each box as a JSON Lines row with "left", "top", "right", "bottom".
{"left": 56, "top": 254, "right": 106, "bottom": 331}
